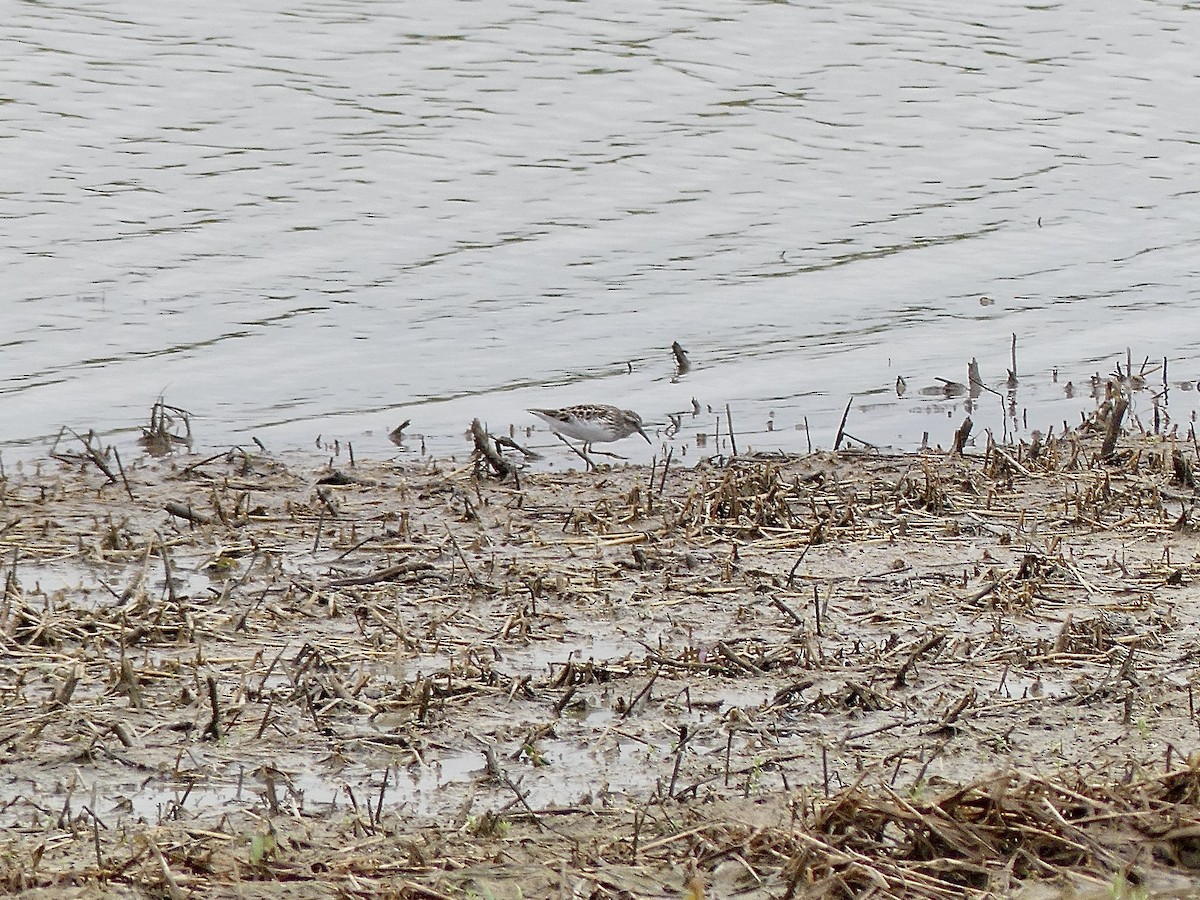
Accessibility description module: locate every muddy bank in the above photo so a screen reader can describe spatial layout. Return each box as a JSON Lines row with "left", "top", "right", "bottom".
{"left": 3, "top": 421, "right": 1200, "bottom": 898}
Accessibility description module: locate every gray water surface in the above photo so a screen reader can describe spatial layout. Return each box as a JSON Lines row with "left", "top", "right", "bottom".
{"left": 5, "top": 0, "right": 1200, "bottom": 465}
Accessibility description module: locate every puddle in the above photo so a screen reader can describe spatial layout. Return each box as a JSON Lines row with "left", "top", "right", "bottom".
{"left": 989, "top": 672, "right": 1073, "bottom": 701}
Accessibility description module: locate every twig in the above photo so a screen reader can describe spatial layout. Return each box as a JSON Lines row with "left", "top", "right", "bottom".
{"left": 553, "top": 432, "right": 593, "bottom": 470}
{"left": 203, "top": 674, "right": 221, "bottom": 740}
{"left": 1102, "top": 395, "right": 1129, "bottom": 462}
{"left": 471, "top": 418, "right": 514, "bottom": 478}
{"left": 181, "top": 451, "right": 229, "bottom": 476}
{"left": 990, "top": 445, "right": 1033, "bottom": 478}
{"left": 323, "top": 559, "right": 434, "bottom": 587}
{"left": 165, "top": 501, "right": 212, "bottom": 526}
{"left": 553, "top": 684, "right": 577, "bottom": 717}
{"left": 951, "top": 417, "right": 973, "bottom": 456}
{"left": 893, "top": 631, "right": 946, "bottom": 688}
{"left": 157, "top": 532, "right": 179, "bottom": 607}
{"left": 144, "top": 838, "right": 185, "bottom": 900}
{"left": 717, "top": 641, "right": 763, "bottom": 675}
{"left": 446, "top": 528, "right": 492, "bottom": 591}
{"left": 812, "top": 584, "right": 822, "bottom": 637}
{"left": 312, "top": 502, "right": 326, "bottom": 553}
{"left": 113, "top": 447, "right": 135, "bottom": 500}
{"left": 374, "top": 765, "right": 389, "bottom": 827}
{"left": 833, "top": 398, "right": 853, "bottom": 451}
{"left": 623, "top": 668, "right": 660, "bottom": 717}
{"left": 786, "top": 542, "right": 813, "bottom": 588}
{"left": 771, "top": 595, "right": 804, "bottom": 626}
{"left": 668, "top": 725, "right": 691, "bottom": 798}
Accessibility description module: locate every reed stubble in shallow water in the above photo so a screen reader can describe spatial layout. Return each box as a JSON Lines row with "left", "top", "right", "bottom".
{"left": 3, "top": 400, "right": 1200, "bottom": 897}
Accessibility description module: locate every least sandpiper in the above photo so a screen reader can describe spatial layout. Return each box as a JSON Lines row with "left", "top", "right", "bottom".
{"left": 528, "top": 404, "right": 651, "bottom": 462}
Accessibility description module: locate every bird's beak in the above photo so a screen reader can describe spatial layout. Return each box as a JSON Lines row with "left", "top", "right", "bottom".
{"left": 637, "top": 425, "right": 651, "bottom": 443}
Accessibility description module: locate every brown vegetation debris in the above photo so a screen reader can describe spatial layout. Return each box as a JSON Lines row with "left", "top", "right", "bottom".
{"left": 3, "top": 420, "right": 1200, "bottom": 897}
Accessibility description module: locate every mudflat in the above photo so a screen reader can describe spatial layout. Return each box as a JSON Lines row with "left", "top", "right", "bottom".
{"left": 2, "top": 419, "right": 1200, "bottom": 898}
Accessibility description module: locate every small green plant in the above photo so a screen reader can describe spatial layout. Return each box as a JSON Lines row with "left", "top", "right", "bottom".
{"left": 745, "top": 756, "right": 765, "bottom": 795}
{"left": 1108, "top": 870, "right": 1148, "bottom": 900}
{"left": 522, "top": 743, "right": 548, "bottom": 767}
{"left": 467, "top": 811, "right": 510, "bottom": 838}
{"left": 248, "top": 827, "right": 277, "bottom": 866}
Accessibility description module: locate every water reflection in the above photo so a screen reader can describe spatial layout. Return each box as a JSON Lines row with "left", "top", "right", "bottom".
{"left": 3, "top": 0, "right": 1200, "bottom": 463}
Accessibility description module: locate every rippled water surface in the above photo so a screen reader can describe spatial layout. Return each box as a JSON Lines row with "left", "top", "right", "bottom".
{"left": 6, "top": 0, "right": 1200, "bottom": 465}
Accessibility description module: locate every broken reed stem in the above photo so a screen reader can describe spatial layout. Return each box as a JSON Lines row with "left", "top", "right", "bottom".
{"left": 726, "top": 404, "right": 738, "bottom": 457}
{"left": 1102, "top": 395, "right": 1129, "bottom": 462}
{"left": 771, "top": 595, "right": 804, "bottom": 626}
{"left": 717, "top": 641, "right": 763, "bottom": 675}
{"left": 833, "top": 398, "right": 853, "bottom": 451}
{"left": 951, "top": 417, "right": 973, "bottom": 456}
{"left": 446, "top": 528, "right": 486, "bottom": 589}
{"left": 471, "top": 418, "right": 514, "bottom": 478}
{"left": 73, "top": 429, "right": 118, "bottom": 484}
{"left": 668, "top": 725, "right": 690, "bottom": 799}
{"left": 553, "top": 431, "right": 592, "bottom": 471}
{"left": 553, "top": 684, "right": 577, "bottom": 717}
{"left": 254, "top": 697, "right": 275, "bottom": 740}
{"left": 786, "top": 542, "right": 812, "bottom": 588}
{"left": 86, "top": 805, "right": 103, "bottom": 868}
{"left": 312, "top": 502, "right": 326, "bottom": 553}
{"left": 113, "top": 447, "right": 135, "bottom": 500}
{"left": 631, "top": 809, "right": 645, "bottom": 860}
{"left": 374, "top": 765, "right": 389, "bottom": 826}
{"left": 821, "top": 745, "right": 830, "bottom": 797}
{"left": 893, "top": 631, "right": 946, "bottom": 689}
{"left": 813, "top": 584, "right": 822, "bottom": 637}
{"left": 203, "top": 674, "right": 221, "bottom": 740}
{"left": 623, "top": 668, "right": 659, "bottom": 717}
{"left": 165, "top": 501, "right": 211, "bottom": 526}
{"left": 672, "top": 340, "right": 691, "bottom": 375}
{"left": 145, "top": 837, "right": 185, "bottom": 900}
{"left": 157, "top": 532, "right": 178, "bottom": 607}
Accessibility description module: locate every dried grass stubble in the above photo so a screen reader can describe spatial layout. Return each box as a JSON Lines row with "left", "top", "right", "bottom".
{"left": 2, "top": 424, "right": 1200, "bottom": 895}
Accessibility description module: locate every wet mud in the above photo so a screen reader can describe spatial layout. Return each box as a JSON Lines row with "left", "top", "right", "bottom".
{"left": 3, "top": 418, "right": 1200, "bottom": 898}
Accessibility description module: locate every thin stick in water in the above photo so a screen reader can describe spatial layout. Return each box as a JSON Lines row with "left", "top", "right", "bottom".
{"left": 833, "top": 398, "right": 853, "bottom": 451}
{"left": 113, "top": 447, "right": 135, "bottom": 501}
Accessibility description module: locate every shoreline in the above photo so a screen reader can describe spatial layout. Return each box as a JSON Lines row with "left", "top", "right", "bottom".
{"left": 2, "top": 422, "right": 1200, "bottom": 897}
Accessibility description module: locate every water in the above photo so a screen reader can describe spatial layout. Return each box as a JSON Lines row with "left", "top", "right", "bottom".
{"left": 5, "top": 0, "right": 1200, "bottom": 466}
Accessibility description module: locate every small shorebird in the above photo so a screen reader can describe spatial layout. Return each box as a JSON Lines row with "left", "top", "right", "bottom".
{"left": 529, "top": 404, "right": 651, "bottom": 467}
